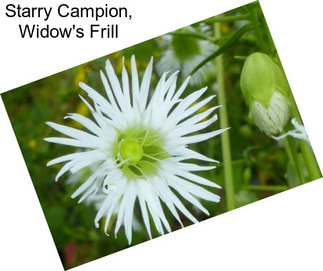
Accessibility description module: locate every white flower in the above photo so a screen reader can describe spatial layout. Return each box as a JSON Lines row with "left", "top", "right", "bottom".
{"left": 157, "top": 26, "right": 216, "bottom": 86}
{"left": 250, "top": 92, "right": 290, "bottom": 136}
{"left": 45, "top": 56, "right": 226, "bottom": 244}
{"left": 272, "top": 118, "right": 309, "bottom": 142}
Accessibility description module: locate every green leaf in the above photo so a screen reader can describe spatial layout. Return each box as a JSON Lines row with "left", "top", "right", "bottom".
{"left": 190, "top": 24, "right": 254, "bottom": 75}
{"left": 168, "top": 30, "right": 213, "bottom": 42}
{"left": 242, "top": 185, "right": 289, "bottom": 192}
{"left": 203, "top": 14, "right": 250, "bottom": 24}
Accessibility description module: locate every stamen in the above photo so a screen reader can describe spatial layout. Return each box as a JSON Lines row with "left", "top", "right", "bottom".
{"left": 132, "top": 164, "right": 148, "bottom": 179}
{"left": 143, "top": 153, "right": 162, "bottom": 162}
{"left": 141, "top": 125, "right": 151, "bottom": 147}
{"left": 116, "top": 158, "right": 130, "bottom": 168}
{"left": 142, "top": 135, "right": 161, "bottom": 147}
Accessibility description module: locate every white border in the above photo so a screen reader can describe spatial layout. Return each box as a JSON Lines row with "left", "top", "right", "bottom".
{"left": 1, "top": 0, "right": 323, "bottom": 270}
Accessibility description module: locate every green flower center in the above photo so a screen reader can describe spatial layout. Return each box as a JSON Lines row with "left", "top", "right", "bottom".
{"left": 120, "top": 139, "right": 143, "bottom": 163}
{"left": 112, "top": 125, "right": 169, "bottom": 179}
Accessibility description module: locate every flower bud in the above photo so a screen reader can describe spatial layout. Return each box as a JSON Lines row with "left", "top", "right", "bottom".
{"left": 240, "top": 52, "right": 291, "bottom": 135}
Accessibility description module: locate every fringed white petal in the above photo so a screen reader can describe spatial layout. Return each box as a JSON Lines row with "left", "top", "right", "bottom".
{"left": 172, "top": 128, "right": 229, "bottom": 146}
{"left": 151, "top": 177, "right": 184, "bottom": 227}
{"left": 123, "top": 185, "right": 137, "bottom": 244}
{"left": 139, "top": 57, "right": 153, "bottom": 113}
{"left": 137, "top": 183, "right": 152, "bottom": 239}
{"left": 171, "top": 114, "right": 218, "bottom": 137}
{"left": 64, "top": 113, "right": 104, "bottom": 137}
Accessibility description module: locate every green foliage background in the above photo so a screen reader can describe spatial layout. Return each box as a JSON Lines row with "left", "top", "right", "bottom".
{"left": 1, "top": 2, "right": 320, "bottom": 270}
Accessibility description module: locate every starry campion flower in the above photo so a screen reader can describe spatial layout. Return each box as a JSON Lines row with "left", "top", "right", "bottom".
{"left": 45, "top": 56, "right": 226, "bottom": 244}
{"left": 157, "top": 26, "right": 216, "bottom": 86}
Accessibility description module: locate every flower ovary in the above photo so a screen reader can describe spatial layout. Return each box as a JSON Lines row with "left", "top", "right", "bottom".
{"left": 120, "top": 139, "right": 144, "bottom": 163}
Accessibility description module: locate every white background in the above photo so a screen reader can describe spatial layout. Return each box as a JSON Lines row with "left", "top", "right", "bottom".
{"left": 1, "top": 0, "right": 323, "bottom": 270}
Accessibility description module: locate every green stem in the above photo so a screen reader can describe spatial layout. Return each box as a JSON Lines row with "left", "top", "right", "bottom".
{"left": 168, "top": 31, "right": 215, "bottom": 42}
{"left": 204, "top": 14, "right": 250, "bottom": 24}
{"left": 250, "top": 8, "right": 267, "bottom": 53}
{"left": 300, "top": 140, "right": 321, "bottom": 180}
{"left": 242, "top": 185, "right": 289, "bottom": 192}
{"left": 283, "top": 137, "right": 305, "bottom": 185}
{"left": 233, "top": 56, "right": 247, "bottom": 61}
{"left": 214, "top": 23, "right": 235, "bottom": 211}
{"left": 289, "top": 94, "right": 321, "bottom": 180}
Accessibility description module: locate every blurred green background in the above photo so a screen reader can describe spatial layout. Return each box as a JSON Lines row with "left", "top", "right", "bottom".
{"left": 1, "top": 2, "right": 319, "bottom": 270}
